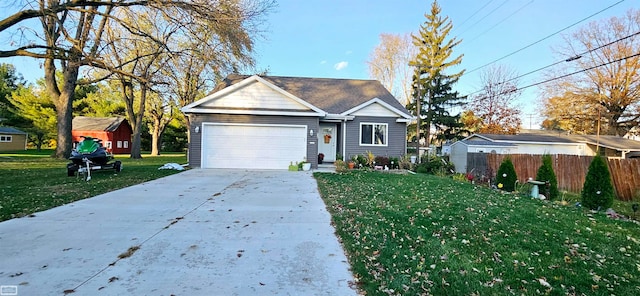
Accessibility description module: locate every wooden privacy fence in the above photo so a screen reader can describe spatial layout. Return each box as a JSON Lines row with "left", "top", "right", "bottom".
{"left": 466, "top": 153, "right": 640, "bottom": 201}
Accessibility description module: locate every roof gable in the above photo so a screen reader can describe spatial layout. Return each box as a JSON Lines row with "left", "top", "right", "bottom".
{"left": 186, "top": 74, "right": 411, "bottom": 118}
{"left": 342, "top": 98, "right": 412, "bottom": 121}
{"left": 72, "top": 116, "right": 129, "bottom": 132}
{"left": 199, "top": 80, "right": 310, "bottom": 110}
{"left": 182, "top": 75, "right": 326, "bottom": 116}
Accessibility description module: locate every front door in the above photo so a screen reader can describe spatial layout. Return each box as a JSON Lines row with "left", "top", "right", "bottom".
{"left": 318, "top": 123, "right": 337, "bottom": 162}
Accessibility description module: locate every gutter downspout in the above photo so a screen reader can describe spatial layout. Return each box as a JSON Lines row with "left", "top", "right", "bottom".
{"left": 342, "top": 118, "right": 347, "bottom": 159}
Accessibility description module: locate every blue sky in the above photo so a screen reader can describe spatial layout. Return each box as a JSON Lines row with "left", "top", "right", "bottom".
{"left": 3, "top": 0, "right": 636, "bottom": 128}
{"left": 254, "top": 0, "right": 637, "bottom": 128}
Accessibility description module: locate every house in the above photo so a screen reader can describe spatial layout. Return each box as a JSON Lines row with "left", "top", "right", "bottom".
{"left": 181, "top": 74, "right": 412, "bottom": 169}
{"left": 449, "top": 132, "right": 640, "bottom": 173}
{"left": 72, "top": 116, "right": 133, "bottom": 154}
{"left": 0, "top": 126, "right": 28, "bottom": 151}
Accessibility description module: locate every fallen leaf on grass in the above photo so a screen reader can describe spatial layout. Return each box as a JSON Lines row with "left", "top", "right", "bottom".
{"left": 538, "top": 278, "right": 552, "bottom": 289}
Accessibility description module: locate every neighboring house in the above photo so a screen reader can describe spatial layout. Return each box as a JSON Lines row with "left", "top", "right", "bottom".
{"left": 181, "top": 74, "right": 412, "bottom": 169}
{"left": 0, "top": 126, "right": 28, "bottom": 151}
{"left": 72, "top": 116, "right": 133, "bottom": 154}
{"left": 450, "top": 132, "right": 640, "bottom": 173}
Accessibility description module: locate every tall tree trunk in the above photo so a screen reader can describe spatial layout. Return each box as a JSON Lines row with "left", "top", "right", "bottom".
{"left": 129, "top": 84, "right": 148, "bottom": 159}
{"left": 44, "top": 57, "right": 79, "bottom": 159}
{"left": 151, "top": 117, "right": 162, "bottom": 156}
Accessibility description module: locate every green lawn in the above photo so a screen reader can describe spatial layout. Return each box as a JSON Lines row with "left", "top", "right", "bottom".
{"left": 315, "top": 171, "right": 640, "bottom": 296}
{"left": 0, "top": 150, "right": 187, "bottom": 221}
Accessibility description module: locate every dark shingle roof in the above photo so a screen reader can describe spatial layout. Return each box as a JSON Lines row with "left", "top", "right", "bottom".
{"left": 214, "top": 74, "right": 409, "bottom": 115}
{"left": 569, "top": 134, "right": 640, "bottom": 151}
{"left": 477, "top": 133, "right": 576, "bottom": 144}
{"left": 0, "top": 126, "right": 27, "bottom": 135}
{"left": 477, "top": 133, "right": 640, "bottom": 151}
{"left": 72, "top": 116, "right": 127, "bottom": 132}
{"left": 462, "top": 140, "right": 517, "bottom": 147}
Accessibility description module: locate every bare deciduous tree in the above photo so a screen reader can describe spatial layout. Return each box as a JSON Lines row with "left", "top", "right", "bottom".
{"left": 468, "top": 65, "right": 522, "bottom": 134}
{"left": 367, "top": 33, "right": 416, "bottom": 105}
{"left": 0, "top": 0, "right": 274, "bottom": 158}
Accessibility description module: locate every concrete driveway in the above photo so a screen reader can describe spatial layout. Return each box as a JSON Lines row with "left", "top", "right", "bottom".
{"left": 0, "top": 169, "right": 357, "bottom": 295}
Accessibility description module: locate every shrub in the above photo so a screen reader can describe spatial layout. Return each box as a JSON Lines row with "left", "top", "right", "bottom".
{"left": 374, "top": 156, "right": 390, "bottom": 167}
{"left": 581, "top": 155, "right": 615, "bottom": 210}
{"left": 415, "top": 155, "right": 454, "bottom": 175}
{"left": 536, "top": 154, "right": 559, "bottom": 200}
{"left": 496, "top": 157, "right": 518, "bottom": 192}
{"left": 398, "top": 155, "right": 413, "bottom": 170}
{"left": 365, "top": 151, "right": 375, "bottom": 168}
{"left": 388, "top": 157, "right": 399, "bottom": 169}
{"left": 334, "top": 159, "right": 348, "bottom": 173}
{"left": 355, "top": 155, "right": 367, "bottom": 168}
{"left": 416, "top": 163, "right": 429, "bottom": 174}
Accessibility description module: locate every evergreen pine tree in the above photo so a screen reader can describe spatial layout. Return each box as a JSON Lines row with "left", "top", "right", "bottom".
{"left": 496, "top": 157, "right": 518, "bottom": 192}
{"left": 581, "top": 155, "right": 615, "bottom": 210}
{"left": 409, "top": 0, "right": 465, "bottom": 145}
{"left": 536, "top": 154, "right": 559, "bottom": 200}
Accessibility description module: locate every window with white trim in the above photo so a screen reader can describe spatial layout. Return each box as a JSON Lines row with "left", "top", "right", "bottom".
{"left": 124, "top": 141, "right": 129, "bottom": 148}
{"left": 0, "top": 135, "right": 12, "bottom": 142}
{"left": 360, "top": 123, "right": 388, "bottom": 146}
{"left": 105, "top": 141, "right": 112, "bottom": 149}
{"left": 117, "top": 141, "right": 123, "bottom": 148}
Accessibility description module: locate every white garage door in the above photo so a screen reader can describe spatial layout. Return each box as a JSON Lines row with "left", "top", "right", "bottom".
{"left": 201, "top": 123, "right": 307, "bottom": 169}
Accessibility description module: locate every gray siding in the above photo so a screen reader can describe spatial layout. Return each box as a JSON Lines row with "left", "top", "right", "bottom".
{"left": 344, "top": 116, "right": 407, "bottom": 160}
{"left": 188, "top": 114, "right": 319, "bottom": 168}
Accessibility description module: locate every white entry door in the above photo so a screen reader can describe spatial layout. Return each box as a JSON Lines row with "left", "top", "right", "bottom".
{"left": 318, "top": 123, "right": 337, "bottom": 162}
{"left": 201, "top": 123, "right": 307, "bottom": 169}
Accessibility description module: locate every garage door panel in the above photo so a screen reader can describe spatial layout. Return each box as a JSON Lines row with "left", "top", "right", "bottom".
{"left": 202, "top": 124, "right": 307, "bottom": 169}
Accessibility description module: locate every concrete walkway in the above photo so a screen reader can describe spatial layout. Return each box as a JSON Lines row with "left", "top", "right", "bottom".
{"left": 0, "top": 169, "right": 356, "bottom": 295}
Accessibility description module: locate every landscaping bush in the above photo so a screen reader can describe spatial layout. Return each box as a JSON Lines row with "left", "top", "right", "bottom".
{"left": 581, "top": 154, "right": 615, "bottom": 210}
{"left": 388, "top": 157, "right": 399, "bottom": 169}
{"left": 365, "top": 151, "right": 375, "bottom": 168}
{"left": 355, "top": 154, "right": 367, "bottom": 168}
{"left": 496, "top": 157, "right": 517, "bottom": 192}
{"left": 415, "top": 155, "right": 454, "bottom": 175}
{"left": 334, "top": 159, "right": 348, "bottom": 173}
{"left": 398, "top": 155, "right": 413, "bottom": 170}
{"left": 536, "top": 154, "right": 559, "bottom": 200}
{"left": 374, "top": 156, "right": 390, "bottom": 167}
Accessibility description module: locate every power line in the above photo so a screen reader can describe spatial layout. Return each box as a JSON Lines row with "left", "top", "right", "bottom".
{"left": 454, "top": 0, "right": 495, "bottom": 33}
{"left": 466, "top": 51, "right": 640, "bottom": 102}
{"left": 517, "top": 51, "right": 640, "bottom": 92}
{"left": 494, "top": 30, "right": 640, "bottom": 90}
{"left": 466, "top": 0, "right": 534, "bottom": 45}
{"left": 456, "top": 0, "right": 509, "bottom": 37}
{"left": 464, "top": 0, "right": 625, "bottom": 75}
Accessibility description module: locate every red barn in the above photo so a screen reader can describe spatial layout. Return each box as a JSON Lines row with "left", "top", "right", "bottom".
{"left": 72, "top": 116, "right": 133, "bottom": 154}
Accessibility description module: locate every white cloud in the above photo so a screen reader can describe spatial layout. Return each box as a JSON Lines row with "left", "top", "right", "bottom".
{"left": 334, "top": 61, "right": 348, "bottom": 71}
